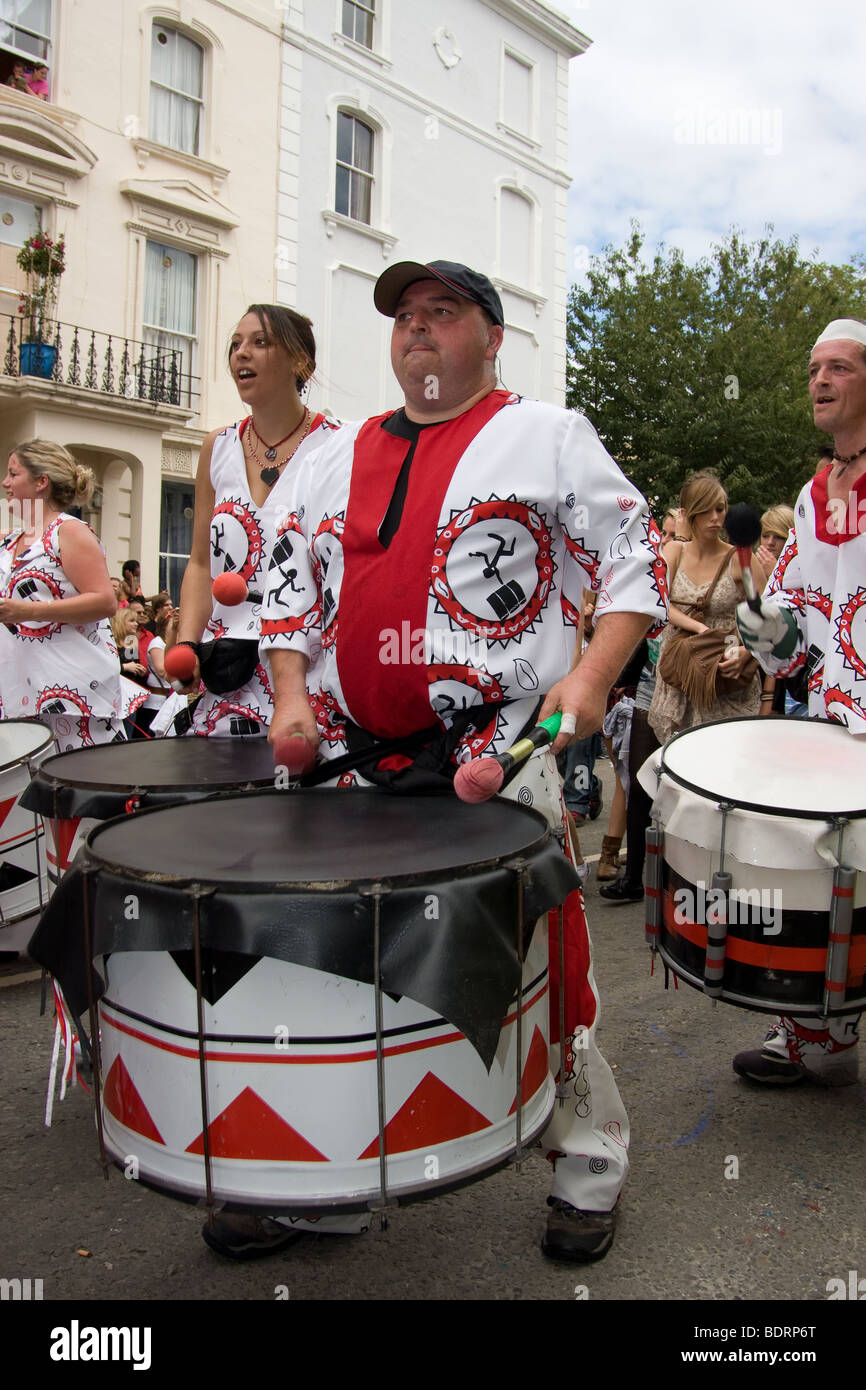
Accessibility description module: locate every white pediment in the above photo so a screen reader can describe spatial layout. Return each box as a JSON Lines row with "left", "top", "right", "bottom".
{"left": 120, "top": 178, "right": 238, "bottom": 230}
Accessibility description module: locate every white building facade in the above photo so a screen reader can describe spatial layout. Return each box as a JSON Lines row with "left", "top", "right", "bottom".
{"left": 0, "top": 0, "right": 588, "bottom": 591}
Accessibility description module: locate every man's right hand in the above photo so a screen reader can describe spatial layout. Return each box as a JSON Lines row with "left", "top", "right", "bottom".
{"left": 736, "top": 600, "right": 799, "bottom": 657}
{"left": 268, "top": 694, "right": 320, "bottom": 765}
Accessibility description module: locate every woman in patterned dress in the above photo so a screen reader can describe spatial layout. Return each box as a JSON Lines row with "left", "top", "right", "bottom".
{"left": 0, "top": 440, "right": 122, "bottom": 750}
{"left": 649, "top": 471, "right": 766, "bottom": 745}
{"left": 169, "top": 304, "right": 336, "bottom": 737}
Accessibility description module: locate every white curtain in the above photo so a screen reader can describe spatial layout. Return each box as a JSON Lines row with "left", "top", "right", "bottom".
{"left": 150, "top": 25, "right": 202, "bottom": 154}
{"left": 144, "top": 241, "right": 195, "bottom": 336}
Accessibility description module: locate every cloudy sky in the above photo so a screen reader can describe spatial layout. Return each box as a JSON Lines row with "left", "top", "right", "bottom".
{"left": 557, "top": 0, "right": 865, "bottom": 285}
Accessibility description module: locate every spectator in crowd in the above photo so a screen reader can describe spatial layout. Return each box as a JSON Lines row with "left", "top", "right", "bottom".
{"left": 25, "top": 63, "right": 49, "bottom": 100}
{"left": 121, "top": 559, "right": 143, "bottom": 600}
{"left": 0, "top": 439, "right": 122, "bottom": 749}
{"left": 4, "top": 61, "right": 30, "bottom": 92}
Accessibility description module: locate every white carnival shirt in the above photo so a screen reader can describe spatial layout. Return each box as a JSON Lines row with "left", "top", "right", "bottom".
{"left": 260, "top": 391, "right": 668, "bottom": 763}
{"left": 0, "top": 514, "right": 122, "bottom": 724}
{"left": 190, "top": 412, "right": 338, "bottom": 736}
{"left": 760, "top": 463, "right": 866, "bottom": 733}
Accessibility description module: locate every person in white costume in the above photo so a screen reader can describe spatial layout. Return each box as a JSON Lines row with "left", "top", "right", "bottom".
{"left": 168, "top": 304, "right": 337, "bottom": 736}
{"left": 0, "top": 440, "right": 122, "bottom": 751}
{"left": 735, "top": 317, "right": 866, "bottom": 1085}
{"left": 223, "top": 260, "right": 669, "bottom": 1268}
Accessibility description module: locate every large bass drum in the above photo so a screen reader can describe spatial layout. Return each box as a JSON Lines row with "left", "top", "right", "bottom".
{"left": 30, "top": 790, "right": 577, "bottom": 1212}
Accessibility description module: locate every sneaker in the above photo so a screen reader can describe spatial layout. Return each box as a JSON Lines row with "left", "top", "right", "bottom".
{"left": 733, "top": 1016, "right": 859, "bottom": 1088}
{"left": 202, "top": 1212, "right": 308, "bottom": 1261}
{"left": 541, "top": 1199, "right": 616, "bottom": 1263}
{"left": 598, "top": 876, "right": 644, "bottom": 904}
{"left": 732, "top": 1049, "right": 806, "bottom": 1085}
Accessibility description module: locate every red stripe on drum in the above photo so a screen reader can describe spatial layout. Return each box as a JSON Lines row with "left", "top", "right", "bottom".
{"left": 832, "top": 886, "right": 855, "bottom": 897}
{"left": 100, "top": 982, "right": 549, "bottom": 1066}
{"left": 824, "top": 979, "right": 847, "bottom": 993}
{"left": 669, "top": 916, "right": 866, "bottom": 978}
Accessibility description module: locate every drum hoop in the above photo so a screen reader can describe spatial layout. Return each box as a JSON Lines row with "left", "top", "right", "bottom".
{"left": 81, "top": 787, "right": 555, "bottom": 893}
{"left": 0, "top": 718, "right": 53, "bottom": 774}
{"left": 659, "top": 716, "right": 866, "bottom": 822}
{"left": 30, "top": 738, "right": 275, "bottom": 797}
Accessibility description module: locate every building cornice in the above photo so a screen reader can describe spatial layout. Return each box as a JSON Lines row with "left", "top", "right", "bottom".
{"left": 282, "top": 32, "right": 573, "bottom": 188}
{"left": 480, "top": 0, "right": 590, "bottom": 56}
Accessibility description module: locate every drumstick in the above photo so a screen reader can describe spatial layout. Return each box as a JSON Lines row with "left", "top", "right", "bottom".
{"left": 725, "top": 503, "right": 763, "bottom": 614}
{"left": 454, "top": 713, "right": 563, "bottom": 804}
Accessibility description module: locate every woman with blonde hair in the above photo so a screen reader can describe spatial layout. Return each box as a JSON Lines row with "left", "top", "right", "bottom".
{"left": 649, "top": 470, "right": 766, "bottom": 745}
{"left": 756, "top": 503, "right": 795, "bottom": 580}
{"left": 0, "top": 439, "right": 123, "bottom": 749}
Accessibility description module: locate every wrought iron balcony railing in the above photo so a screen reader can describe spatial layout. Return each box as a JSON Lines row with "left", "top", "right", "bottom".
{"left": 1, "top": 312, "right": 200, "bottom": 411}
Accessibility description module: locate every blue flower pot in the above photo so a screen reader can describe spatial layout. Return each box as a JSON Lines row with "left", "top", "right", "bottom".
{"left": 19, "top": 342, "right": 57, "bottom": 379}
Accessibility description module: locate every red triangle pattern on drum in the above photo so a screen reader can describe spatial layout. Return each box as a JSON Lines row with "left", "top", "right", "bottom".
{"left": 357, "top": 1071, "right": 492, "bottom": 1159}
{"left": 185, "top": 1086, "right": 329, "bottom": 1161}
{"left": 0, "top": 796, "right": 16, "bottom": 838}
{"left": 103, "top": 1056, "right": 165, "bottom": 1144}
{"left": 51, "top": 817, "right": 81, "bottom": 872}
{"left": 508, "top": 1025, "right": 549, "bottom": 1115}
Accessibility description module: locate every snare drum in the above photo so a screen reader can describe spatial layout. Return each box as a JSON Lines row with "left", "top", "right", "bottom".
{"left": 639, "top": 717, "right": 866, "bottom": 1016}
{"left": 23, "top": 738, "right": 279, "bottom": 888}
{"left": 0, "top": 719, "right": 53, "bottom": 931}
{"left": 30, "top": 791, "right": 577, "bottom": 1212}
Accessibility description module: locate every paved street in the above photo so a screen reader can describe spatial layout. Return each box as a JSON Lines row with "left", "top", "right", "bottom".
{"left": 1, "top": 759, "right": 864, "bottom": 1313}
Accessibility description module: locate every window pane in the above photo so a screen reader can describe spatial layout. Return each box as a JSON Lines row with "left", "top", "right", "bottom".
{"left": 173, "top": 32, "right": 202, "bottom": 99}
{"left": 335, "top": 164, "right": 350, "bottom": 218}
{"left": 5, "top": 0, "right": 50, "bottom": 34}
{"left": 144, "top": 241, "right": 196, "bottom": 335}
{"left": 336, "top": 111, "right": 353, "bottom": 165}
{"left": 354, "top": 120, "right": 373, "bottom": 173}
{"left": 351, "top": 172, "right": 371, "bottom": 224}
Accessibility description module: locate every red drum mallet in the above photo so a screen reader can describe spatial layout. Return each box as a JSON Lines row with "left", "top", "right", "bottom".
{"left": 454, "top": 713, "right": 563, "bottom": 803}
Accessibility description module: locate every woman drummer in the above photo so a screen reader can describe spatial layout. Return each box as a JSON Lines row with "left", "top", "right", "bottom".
{"left": 0, "top": 440, "right": 123, "bottom": 751}
{"left": 170, "top": 304, "right": 336, "bottom": 736}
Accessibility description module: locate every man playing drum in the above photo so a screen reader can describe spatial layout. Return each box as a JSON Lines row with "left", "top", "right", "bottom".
{"left": 735, "top": 317, "right": 866, "bottom": 1085}
{"left": 241, "top": 260, "right": 668, "bottom": 1265}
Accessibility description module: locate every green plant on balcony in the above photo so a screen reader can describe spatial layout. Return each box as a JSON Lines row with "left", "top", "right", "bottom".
{"left": 16, "top": 232, "right": 65, "bottom": 377}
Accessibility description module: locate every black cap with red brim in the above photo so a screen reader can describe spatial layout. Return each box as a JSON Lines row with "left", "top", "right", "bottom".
{"left": 374, "top": 259, "right": 505, "bottom": 328}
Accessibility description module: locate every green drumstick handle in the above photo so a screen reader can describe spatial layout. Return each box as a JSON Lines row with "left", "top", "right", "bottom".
{"left": 497, "top": 712, "right": 563, "bottom": 776}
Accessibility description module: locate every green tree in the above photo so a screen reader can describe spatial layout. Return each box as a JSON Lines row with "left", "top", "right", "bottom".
{"left": 567, "top": 224, "right": 866, "bottom": 512}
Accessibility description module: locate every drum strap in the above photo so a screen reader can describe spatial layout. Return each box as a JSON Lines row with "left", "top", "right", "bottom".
{"left": 299, "top": 700, "right": 509, "bottom": 793}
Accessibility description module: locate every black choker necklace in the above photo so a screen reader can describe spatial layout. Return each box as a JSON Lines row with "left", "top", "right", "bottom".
{"left": 833, "top": 443, "right": 866, "bottom": 469}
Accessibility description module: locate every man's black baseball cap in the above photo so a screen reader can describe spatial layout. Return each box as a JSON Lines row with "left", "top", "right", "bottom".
{"left": 374, "top": 260, "right": 505, "bottom": 328}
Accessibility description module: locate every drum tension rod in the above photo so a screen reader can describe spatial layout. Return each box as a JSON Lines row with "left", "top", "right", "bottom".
{"left": 81, "top": 866, "right": 109, "bottom": 1180}
{"left": 190, "top": 883, "right": 218, "bottom": 1229}
{"left": 360, "top": 881, "right": 393, "bottom": 1229}
{"left": 504, "top": 856, "right": 529, "bottom": 1171}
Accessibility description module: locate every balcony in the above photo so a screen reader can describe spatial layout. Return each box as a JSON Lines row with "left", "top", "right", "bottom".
{"left": 0, "top": 311, "right": 200, "bottom": 416}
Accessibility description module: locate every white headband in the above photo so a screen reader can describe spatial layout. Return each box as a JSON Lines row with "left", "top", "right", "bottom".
{"left": 813, "top": 319, "right": 866, "bottom": 350}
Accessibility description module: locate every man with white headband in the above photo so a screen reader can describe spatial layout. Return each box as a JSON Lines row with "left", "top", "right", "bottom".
{"left": 734, "top": 316, "right": 866, "bottom": 1084}
{"left": 250, "top": 260, "right": 668, "bottom": 1265}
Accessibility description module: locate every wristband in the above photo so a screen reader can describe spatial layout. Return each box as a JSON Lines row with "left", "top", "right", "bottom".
{"left": 173, "top": 640, "right": 200, "bottom": 656}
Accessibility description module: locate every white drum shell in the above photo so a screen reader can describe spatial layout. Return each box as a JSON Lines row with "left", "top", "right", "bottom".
{"left": 98, "top": 920, "right": 553, "bottom": 1210}
{"left": 0, "top": 720, "right": 53, "bottom": 930}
